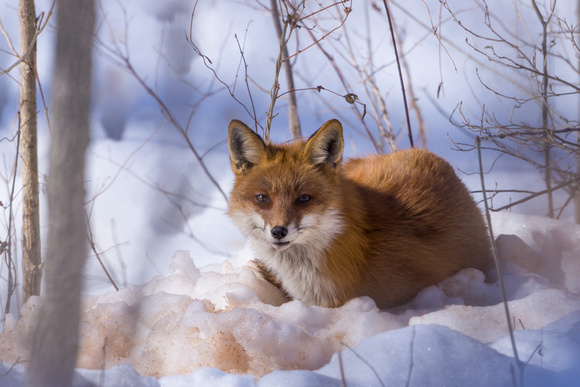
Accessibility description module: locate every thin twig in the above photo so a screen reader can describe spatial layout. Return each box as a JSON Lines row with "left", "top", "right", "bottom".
{"left": 0, "top": 1, "right": 56, "bottom": 76}
{"left": 304, "top": 24, "right": 383, "bottom": 152}
{"left": 186, "top": 0, "right": 260, "bottom": 127}
{"left": 284, "top": 3, "right": 351, "bottom": 62}
{"left": 4, "top": 125, "right": 21, "bottom": 315}
{"left": 234, "top": 31, "right": 259, "bottom": 133}
{"left": 341, "top": 342, "right": 386, "bottom": 387}
{"left": 524, "top": 341, "right": 543, "bottom": 367}
{"left": 0, "top": 17, "right": 18, "bottom": 56}
{"left": 405, "top": 326, "right": 415, "bottom": 387}
{"left": 532, "top": 0, "right": 555, "bottom": 218}
{"left": 100, "top": 336, "right": 108, "bottom": 387}
{"left": 85, "top": 211, "right": 119, "bottom": 292}
{"left": 476, "top": 137, "right": 523, "bottom": 380}
{"left": 389, "top": 6, "right": 426, "bottom": 146}
{"left": 490, "top": 177, "right": 577, "bottom": 212}
{"left": 265, "top": 4, "right": 291, "bottom": 142}
{"left": 271, "top": 0, "right": 301, "bottom": 138}
{"left": 0, "top": 357, "right": 22, "bottom": 377}
{"left": 381, "top": 0, "right": 414, "bottom": 148}
{"left": 338, "top": 350, "right": 347, "bottom": 387}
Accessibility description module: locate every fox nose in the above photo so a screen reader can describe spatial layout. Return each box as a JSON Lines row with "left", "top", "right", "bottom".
{"left": 271, "top": 226, "right": 288, "bottom": 240}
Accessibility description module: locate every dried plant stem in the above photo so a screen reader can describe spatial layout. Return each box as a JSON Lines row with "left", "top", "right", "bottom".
{"left": 305, "top": 27, "right": 382, "bottom": 152}
{"left": 532, "top": 0, "right": 554, "bottom": 218}
{"left": 381, "top": 0, "right": 414, "bottom": 148}
{"left": 339, "top": 341, "right": 385, "bottom": 387}
{"left": 389, "top": 8, "right": 426, "bottom": 147}
{"left": 490, "top": 178, "right": 577, "bottom": 213}
{"left": 0, "top": 1, "right": 55, "bottom": 77}
{"left": 187, "top": 2, "right": 259, "bottom": 126}
{"left": 271, "top": 0, "right": 301, "bottom": 139}
{"left": 477, "top": 137, "right": 523, "bottom": 384}
{"left": 338, "top": 351, "right": 346, "bottom": 387}
{"left": 85, "top": 211, "right": 119, "bottom": 292}
{"left": 405, "top": 326, "right": 416, "bottom": 387}
{"left": 234, "top": 33, "right": 259, "bottom": 132}
{"left": 4, "top": 127, "right": 21, "bottom": 315}
{"left": 265, "top": 6, "right": 290, "bottom": 143}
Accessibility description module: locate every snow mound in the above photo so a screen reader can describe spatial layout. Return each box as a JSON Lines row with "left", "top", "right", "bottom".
{"left": 0, "top": 212, "right": 579, "bottom": 385}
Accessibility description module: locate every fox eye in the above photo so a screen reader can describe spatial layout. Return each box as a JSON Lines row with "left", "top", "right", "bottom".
{"left": 297, "top": 194, "right": 311, "bottom": 203}
{"left": 255, "top": 194, "right": 270, "bottom": 204}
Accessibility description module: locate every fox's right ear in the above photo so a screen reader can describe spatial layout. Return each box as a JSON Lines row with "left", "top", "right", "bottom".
{"left": 228, "top": 120, "right": 266, "bottom": 175}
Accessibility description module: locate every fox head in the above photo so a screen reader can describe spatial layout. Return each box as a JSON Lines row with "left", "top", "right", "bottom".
{"left": 227, "top": 119, "right": 345, "bottom": 253}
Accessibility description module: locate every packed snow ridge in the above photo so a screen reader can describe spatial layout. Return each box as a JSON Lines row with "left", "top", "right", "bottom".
{"left": 1, "top": 212, "right": 580, "bottom": 386}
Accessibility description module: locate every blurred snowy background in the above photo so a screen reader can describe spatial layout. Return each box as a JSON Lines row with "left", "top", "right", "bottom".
{"left": 1, "top": 0, "right": 579, "bottom": 385}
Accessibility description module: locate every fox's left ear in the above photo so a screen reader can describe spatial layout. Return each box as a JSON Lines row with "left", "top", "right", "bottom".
{"left": 305, "top": 119, "right": 344, "bottom": 171}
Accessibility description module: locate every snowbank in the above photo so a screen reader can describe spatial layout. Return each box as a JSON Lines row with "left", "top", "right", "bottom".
{"left": 1, "top": 212, "right": 579, "bottom": 386}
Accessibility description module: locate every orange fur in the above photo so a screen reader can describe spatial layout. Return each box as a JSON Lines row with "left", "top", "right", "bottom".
{"left": 227, "top": 119, "right": 491, "bottom": 308}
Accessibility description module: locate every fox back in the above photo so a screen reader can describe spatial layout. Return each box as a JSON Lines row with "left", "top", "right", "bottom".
{"left": 227, "top": 119, "right": 491, "bottom": 309}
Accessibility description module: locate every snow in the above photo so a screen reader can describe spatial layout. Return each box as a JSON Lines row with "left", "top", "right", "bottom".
{"left": 1, "top": 212, "right": 580, "bottom": 386}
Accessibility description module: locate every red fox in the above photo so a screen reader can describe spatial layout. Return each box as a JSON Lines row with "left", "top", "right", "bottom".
{"left": 227, "top": 119, "right": 492, "bottom": 309}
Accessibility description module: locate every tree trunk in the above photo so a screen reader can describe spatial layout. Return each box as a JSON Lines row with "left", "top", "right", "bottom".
{"left": 577, "top": 153, "right": 580, "bottom": 223}
{"left": 19, "top": 0, "right": 42, "bottom": 306}
{"left": 576, "top": 0, "right": 580, "bottom": 224}
{"left": 25, "top": 0, "right": 95, "bottom": 385}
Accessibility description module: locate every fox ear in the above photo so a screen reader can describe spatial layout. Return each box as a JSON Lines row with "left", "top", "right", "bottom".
{"left": 228, "top": 120, "right": 266, "bottom": 174}
{"left": 305, "top": 119, "right": 344, "bottom": 170}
